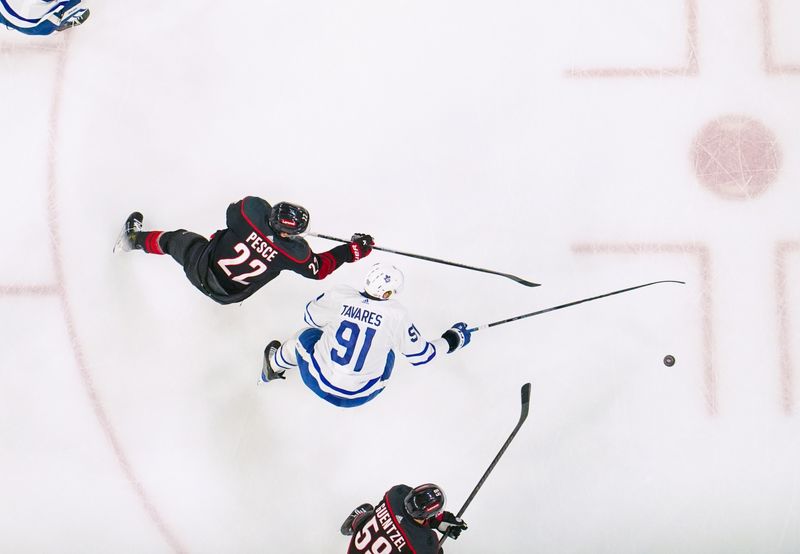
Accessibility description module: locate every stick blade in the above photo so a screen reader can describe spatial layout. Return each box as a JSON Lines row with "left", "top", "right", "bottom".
{"left": 505, "top": 275, "right": 541, "bottom": 287}
{"left": 519, "top": 382, "right": 531, "bottom": 422}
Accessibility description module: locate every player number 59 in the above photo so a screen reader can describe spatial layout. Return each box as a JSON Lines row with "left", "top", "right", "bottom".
{"left": 353, "top": 516, "right": 393, "bottom": 554}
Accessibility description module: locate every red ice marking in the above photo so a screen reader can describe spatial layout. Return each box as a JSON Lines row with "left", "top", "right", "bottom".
{"left": 33, "top": 35, "right": 187, "bottom": 554}
{"left": 691, "top": 115, "right": 781, "bottom": 200}
{"left": 566, "top": 0, "right": 699, "bottom": 78}
{"left": 572, "top": 242, "right": 716, "bottom": 416}
{"left": 775, "top": 241, "right": 799, "bottom": 415}
{"left": 760, "top": 0, "right": 800, "bottom": 75}
{"left": 0, "top": 36, "right": 65, "bottom": 55}
{"left": 0, "top": 284, "right": 58, "bottom": 295}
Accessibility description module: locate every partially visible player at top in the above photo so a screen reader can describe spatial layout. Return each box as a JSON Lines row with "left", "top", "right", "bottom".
{"left": 259, "top": 262, "right": 473, "bottom": 407}
{"left": 0, "top": 0, "right": 89, "bottom": 35}
{"left": 340, "top": 483, "right": 467, "bottom": 554}
{"left": 115, "top": 197, "right": 374, "bottom": 305}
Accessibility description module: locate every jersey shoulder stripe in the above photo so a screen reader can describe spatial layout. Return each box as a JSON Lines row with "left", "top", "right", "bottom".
{"left": 304, "top": 301, "right": 322, "bottom": 327}
{"left": 238, "top": 197, "right": 311, "bottom": 263}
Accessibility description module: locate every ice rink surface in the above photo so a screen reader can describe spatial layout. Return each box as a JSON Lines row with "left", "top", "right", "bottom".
{"left": 2, "top": 1, "right": 799, "bottom": 552}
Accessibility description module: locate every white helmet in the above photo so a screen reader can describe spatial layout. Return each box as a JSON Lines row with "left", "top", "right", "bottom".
{"left": 364, "top": 263, "right": 404, "bottom": 300}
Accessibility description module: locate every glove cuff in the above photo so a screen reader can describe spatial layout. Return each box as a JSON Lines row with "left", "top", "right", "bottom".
{"left": 349, "top": 242, "right": 364, "bottom": 262}
{"left": 328, "top": 243, "right": 354, "bottom": 265}
{"left": 441, "top": 329, "right": 461, "bottom": 353}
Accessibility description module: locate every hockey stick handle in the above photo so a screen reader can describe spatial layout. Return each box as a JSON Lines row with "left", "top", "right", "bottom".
{"left": 307, "top": 232, "right": 541, "bottom": 287}
{"left": 467, "top": 280, "right": 685, "bottom": 333}
{"left": 440, "top": 383, "right": 531, "bottom": 545}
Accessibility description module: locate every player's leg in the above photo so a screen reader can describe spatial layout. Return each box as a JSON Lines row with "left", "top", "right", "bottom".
{"left": 156, "top": 231, "right": 208, "bottom": 267}
{"left": 54, "top": 3, "right": 88, "bottom": 30}
{"left": 115, "top": 213, "right": 205, "bottom": 264}
{"left": 157, "top": 231, "right": 226, "bottom": 301}
{"left": 0, "top": 0, "right": 88, "bottom": 35}
{"left": 272, "top": 333, "right": 302, "bottom": 370}
{"left": 260, "top": 331, "right": 305, "bottom": 384}
{"left": 115, "top": 212, "right": 222, "bottom": 295}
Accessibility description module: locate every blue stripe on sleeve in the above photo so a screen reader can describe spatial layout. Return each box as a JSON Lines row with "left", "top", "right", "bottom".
{"left": 304, "top": 301, "right": 322, "bottom": 328}
{"left": 405, "top": 342, "right": 433, "bottom": 359}
{"left": 409, "top": 343, "right": 437, "bottom": 366}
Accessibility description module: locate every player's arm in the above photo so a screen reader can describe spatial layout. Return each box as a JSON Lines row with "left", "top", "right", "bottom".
{"left": 427, "top": 512, "right": 468, "bottom": 540}
{"left": 402, "top": 321, "right": 472, "bottom": 366}
{"left": 292, "top": 233, "right": 375, "bottom": 280}
{"left": 303, "top": 290, "right": 340, "bottom": 328}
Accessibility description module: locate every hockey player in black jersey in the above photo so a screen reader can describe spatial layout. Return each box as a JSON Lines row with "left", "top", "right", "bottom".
{"left": 340, "top": 483, "right": 467, "bottom": 554}
{"left": 114, "top": 197, "right": 374, "bottom": 305}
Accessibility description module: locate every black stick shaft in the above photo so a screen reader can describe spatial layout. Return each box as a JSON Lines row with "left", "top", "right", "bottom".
{"left": 469, "top": 280, "right": 685, "bottom": 332}
{"left": 440, "top": 383, "right": 531, "bottom": 545}
{"left": 308, "top": 232, "right": 540, "bottom": 287}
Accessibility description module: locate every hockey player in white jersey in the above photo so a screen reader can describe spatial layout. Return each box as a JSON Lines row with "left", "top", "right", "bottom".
{"left": 259, "top": 263, "right": 472, "bottom": 408}
{"left": 0, "top": 0, "right": 89, "bottom": 35}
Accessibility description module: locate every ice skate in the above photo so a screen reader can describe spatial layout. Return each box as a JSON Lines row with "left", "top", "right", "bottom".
{"left": 113, "top": 212, "right": 143, "bottom": 253}
{"left": 56, "top": 7, "right": 90, "bottom": 31}
{"left": 259, "top": 340, "right": 286, "bottom": 384}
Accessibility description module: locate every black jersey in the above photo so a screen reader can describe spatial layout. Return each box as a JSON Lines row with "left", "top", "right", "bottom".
{"left": 348, "top": 485, "right": 441, "bottom": 554}
{"left": 199, "top": 197, "right": 352, "bottom": 304}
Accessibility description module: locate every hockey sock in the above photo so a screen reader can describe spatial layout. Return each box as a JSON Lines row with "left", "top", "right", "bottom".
{"left": 271, "top": 342, "right": 298, "bottom": 371}
{"left": 137, "top": 231, "right": 166, "bottom": 254}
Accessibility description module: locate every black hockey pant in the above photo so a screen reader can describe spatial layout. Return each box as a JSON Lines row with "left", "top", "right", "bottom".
{"left": 158, "top": 230, "right": 218, "bottom": 296}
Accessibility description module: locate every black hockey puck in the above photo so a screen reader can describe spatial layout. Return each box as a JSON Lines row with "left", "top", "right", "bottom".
{"left": 663, "top": 355, "right": 675, "bottom": 367}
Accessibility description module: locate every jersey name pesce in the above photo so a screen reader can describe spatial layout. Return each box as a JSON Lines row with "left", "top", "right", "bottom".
{"left": 340, "top": 305, "right": 383, "bottom": 327}
{"left": 245, "top": 231, "right": 280, "bottom": 262}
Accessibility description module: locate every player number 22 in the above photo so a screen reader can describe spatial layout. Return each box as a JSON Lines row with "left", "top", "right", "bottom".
{"left": 331, "top": 321, "right": 376, "bottom": 372}
{"left": 217, "top": 243, "right": 268, "bottom": 285}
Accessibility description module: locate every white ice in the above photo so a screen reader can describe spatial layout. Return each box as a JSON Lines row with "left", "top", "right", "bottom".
{"left": 1, "top": 1, "right": 799, "bottom": 552}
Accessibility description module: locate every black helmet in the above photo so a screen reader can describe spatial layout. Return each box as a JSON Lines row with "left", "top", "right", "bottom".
{"left": 403, "top": 484, "right": 446, "bottom": 520}
{"left": 269, "top": 202, "right": 309, "bottom": 235}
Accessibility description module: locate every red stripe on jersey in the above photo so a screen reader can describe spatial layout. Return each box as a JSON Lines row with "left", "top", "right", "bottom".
{"left": 317, "top": 252, "right": 337, "bottom": 279}
{"left": 144, "top": 231, "right": 165, "bottom": 255}
{"left": 383, "top": 494, "right": 418, "bottom": 554}
{"left": 239, "top": 197, "right": 311, "bottom": 263}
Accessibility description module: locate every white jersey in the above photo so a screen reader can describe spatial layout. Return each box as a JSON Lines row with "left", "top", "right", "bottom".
{"left": 295, "top": 285, "right": 448, "bottom": 407}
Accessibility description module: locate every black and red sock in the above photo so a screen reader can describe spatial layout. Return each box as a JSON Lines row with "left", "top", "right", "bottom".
{"left": 136, "top": 231, "right": 165, "bottom": 254}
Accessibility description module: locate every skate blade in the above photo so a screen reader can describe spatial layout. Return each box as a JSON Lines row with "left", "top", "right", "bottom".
{"left": 112, "top": 225, "right": 132, "bottom": 253}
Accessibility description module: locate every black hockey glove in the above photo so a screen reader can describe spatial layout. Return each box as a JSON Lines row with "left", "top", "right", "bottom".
{"left": 441, "top": 322, "right": 472, "bottom": 353}
{"left": 348, "top": 233, "right": 374, "bottom": 262}
{"left": 340, "top": 503, "right": 374, "bottom": 536}
{"left": 435, "top": 511, "right": 467, "bottom": 540}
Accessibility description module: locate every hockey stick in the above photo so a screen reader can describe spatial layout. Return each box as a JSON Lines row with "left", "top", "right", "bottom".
{"left": 307, "top": 232, "right": 540, "bottom": 287}
{"left": 440, "top": 382, "right": 532, "bottom": 545}
{"left": 469, "top": 280, "right": 685, "bottom": 332}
